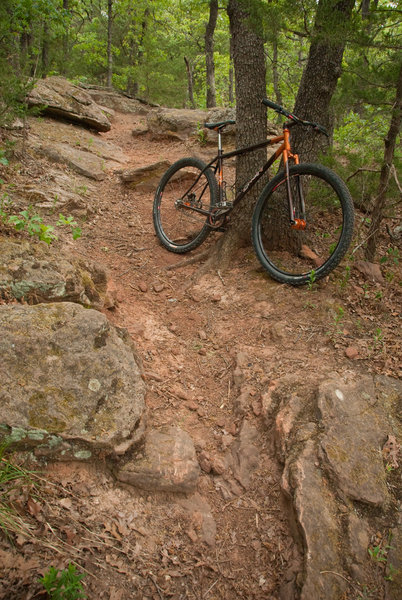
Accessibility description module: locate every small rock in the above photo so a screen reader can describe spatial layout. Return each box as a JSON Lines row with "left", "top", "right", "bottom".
{"left": 199, "top": 330, "right": 207, "bottom": 340}
{"left": 345, "top": 346, "right": 359, "bottom": 359}
{"left": 138, "top": 281, "right": 148, "bottom": 292}
{"left": 355, "top": 260, "right": 384, "bottom": 283}
{"left": 187, "top": 528, "right": 198, "bottom": 543}
{"left": 115, "top": 426, "right": 200, "bottom": 493}
{"left": 198, "top": 451, "right": 212, "bottom": 473}
{"left": 185, "top": 400, "right": 198, "bottom": 411}
{"left": 252, "top": 400, "right": 261, "bottom": 416}
{"left": 153, "top": 283, "right": 164, "bottom": 293}
{"left": 210, "top": 456, "right": 225, "bottom": 476}
{"left": 225, "top": 422, "right": 237, "bottom": 436}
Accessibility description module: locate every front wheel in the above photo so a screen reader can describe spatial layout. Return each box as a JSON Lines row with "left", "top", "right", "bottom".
{"left": 153, "top": 157, "right": 218, "bottom": 253}
{"left": 252, "top": 163, "right": 354, "bottom": 285}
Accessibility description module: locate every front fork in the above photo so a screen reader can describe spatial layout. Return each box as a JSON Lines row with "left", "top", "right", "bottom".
{"left": 283, "top": 128, "right": 306, "bottom": 230}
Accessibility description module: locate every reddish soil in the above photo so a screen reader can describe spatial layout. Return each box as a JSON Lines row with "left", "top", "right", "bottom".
{"left": 0, "top": 112, "right": 400, "bottom": 600}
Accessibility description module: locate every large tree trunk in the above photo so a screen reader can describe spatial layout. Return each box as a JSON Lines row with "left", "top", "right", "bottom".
{"left": 198, "top": 0, "right": 266, "bottom": 272}
{"left": 205, "top": 0, "right": 218, "bottom": 108}
{"left": 365, "top": 61, "right": 402, "bottom": 262}
{"left": 291, "top": 0, "right": 355, "bottom": 162}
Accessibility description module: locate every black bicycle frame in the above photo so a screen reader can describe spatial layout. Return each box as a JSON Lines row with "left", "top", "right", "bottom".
{"left": 179, "top": 123, "right": 303, "bottom": 225}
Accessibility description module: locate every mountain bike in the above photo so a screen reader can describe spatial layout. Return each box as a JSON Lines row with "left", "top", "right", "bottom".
{"left": 152, "top": 98, "right": 354, "bottom": 286}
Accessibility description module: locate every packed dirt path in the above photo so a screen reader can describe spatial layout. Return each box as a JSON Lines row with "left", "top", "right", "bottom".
{"left": 1, "top": 110, "right": 400, "bottom": 600}
{"left": 69, "top": 112, "right": 399, "bottom": 598}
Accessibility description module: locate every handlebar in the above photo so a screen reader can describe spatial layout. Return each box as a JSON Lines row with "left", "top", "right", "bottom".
{"left": 262, "top": 98, "right": 329, "bottom": 137}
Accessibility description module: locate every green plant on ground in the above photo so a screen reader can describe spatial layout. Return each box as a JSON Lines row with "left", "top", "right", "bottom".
{"left": 57, "top": 214, "right": 82, "bottom": 240}
{"left": 0, "top": 198, "right": 82, "bottom": 244}
{"left": 0, "top": 148, "right": 9, "bottom": 166}
{"left": 307, "top": 268, "right": 316, "bottom": 291}
{"left": 0, "top": 191, "right": 14, "bottom": 223}
{"left": 368, "top": 544, "right": 388, "bottom": 563}
{"left": 338, "top": 264, "right": 351, "bottom": 289}
{"left": 380, "top": 247, "right": 399, "bottom": 266}
{"left": 8, "top": 209, "right": 57, "bottom": 244}
{"left": 370, "top": 327, "right": 384, "bottom": 353}
{"left": 327, "top": 306, "right": 345, "bottom": 340}
{"left": 196, "top": 122, "right": 207, "bottom": 145}
{"left": 0, "top": 444, "right": 35, "bottom": 539}
{"left": 39, "top": 564, "right": 87, "bottom": 600}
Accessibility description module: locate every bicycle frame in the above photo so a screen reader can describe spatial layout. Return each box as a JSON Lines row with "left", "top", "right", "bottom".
{"left": 179, "top": 122, "right": 306, "bottom": 228}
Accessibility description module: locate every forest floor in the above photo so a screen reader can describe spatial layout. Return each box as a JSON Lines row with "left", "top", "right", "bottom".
{"left": 0, "top": 112, "right": 401, "bottom": 600}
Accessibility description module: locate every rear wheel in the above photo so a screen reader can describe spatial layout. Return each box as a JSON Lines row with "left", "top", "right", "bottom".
{"left": 252, "top": 163, "right": 354, "bottom": 285}
{"left": 153, "top": 157, "right": 218, "bottom": 253}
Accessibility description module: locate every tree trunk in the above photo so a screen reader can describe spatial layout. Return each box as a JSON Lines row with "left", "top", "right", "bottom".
{"left": 228, "top": 36, "right": 234, "bottom": 105}
{"left": 272, "top": 37, "right": 283, "bottom": 108}
{"left": 126, "top": 6, "right": 150, "bottom": 96}
{"left": 205, "top": 0, "right": 218, "bottom": 108}
{"left": 41, "top": 20, "right": 49, "bottom": 78}
{"left": 107, "top": 0, "right": 113, "bottom": 88}
{"left": 365, "top": 61, "right": 402, "bottom": 262}
{"left": 61, "top": 0, "right": 70, "bottom": 75}
{"left": 184, "top": 57, "right": 196, "bottom": 108}
{"left": 199, "top": 0, "right": 267, "bottom": 271}
{"left": 291, "top": 0, "right": 355, "bottom": 162}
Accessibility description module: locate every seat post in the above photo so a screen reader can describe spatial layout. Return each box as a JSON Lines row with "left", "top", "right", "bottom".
{"left": 217, "top": 128, "right": 222, "bottom": 155}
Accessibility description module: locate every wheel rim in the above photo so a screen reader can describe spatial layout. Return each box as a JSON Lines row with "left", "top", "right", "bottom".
{"left": 157, "top": 165, "right": 211, "bottom": 248}
{"left": 257, "top": 171, "right": 346, "bottom": 278}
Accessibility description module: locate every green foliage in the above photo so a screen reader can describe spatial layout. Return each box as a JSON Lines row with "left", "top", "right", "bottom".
{"left": 57, "top": 213, "right": 82, "bottom": 240}
{"left": 8, "top": 209, "right": 57, "bottom": 244}
{"left": 368, "top": 544, "right": 389, "bottom": 564}
{"left": 0, "top": 150, "right": 9, "bottom": 167}
{"left": 0, "top": 444, "right": 35, "bottom": 538}
{"left": 40, "top": 564, "right": 87, "bottom": 600}
{"left": 0, "top": 192, "right": 82, "bottom": 244}
{"left": 307, "top": 268, "right": 316, "bottom": 291}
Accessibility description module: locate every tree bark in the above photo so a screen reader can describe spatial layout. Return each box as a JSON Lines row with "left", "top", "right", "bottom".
{"left": 184, "top": 57, "right": 196, "bottom": 108}
{"left": 291, "top": 0, "right": 355, "bottom": 162}
{"left": 272, "top": 37, "right": 283, "bottom": 108}
{"left": 199, "top": 0, "right": 266, "bottom": 271}
{"left": 228, "top": 36, "right": 234, "bottom": 105}
{"left": 365, "top": 60, "right": 402, "bottom": 262}
{"left": 41, "top": 20, "right": 49, "bottom": 78}
{"left": 107, "top": 0, "right": 113, "bottom": 88}
{"left": 205, "top": 0, "right": 218, "bottom": 108}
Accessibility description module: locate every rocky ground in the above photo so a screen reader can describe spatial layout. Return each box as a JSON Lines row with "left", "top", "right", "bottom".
{"left": 0, "top": 94, "right": 401, "bottom": 600}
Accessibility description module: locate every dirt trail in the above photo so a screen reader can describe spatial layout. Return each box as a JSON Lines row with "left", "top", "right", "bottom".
{"left": 1, "top": 111, "right": 400, "bottom": 599}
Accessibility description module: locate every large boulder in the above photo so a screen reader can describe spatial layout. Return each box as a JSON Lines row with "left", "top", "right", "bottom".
{"left": 84, "top": 87, "right": 151, "bottom": 115}
{"left": 0, "top": 237, "right": 112, "bottom": 309}
{"left": 27, "top": 76, "right": 111, "bottom": 132}
{"left": 26, "top": 116, "right": 127, "bottom": 180}
{"left": 0, "top": 302, "right": 146, "bottom": 460}
{"left": 146, "top": 108, "right": 208, "bottom": 141}
{"left": 264, "top": 373, "right": 402, "bottom": 600}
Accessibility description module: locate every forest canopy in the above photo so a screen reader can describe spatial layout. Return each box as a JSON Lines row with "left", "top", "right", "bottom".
{"left": 0, "top": 0, "right": 400, "bottom": 223}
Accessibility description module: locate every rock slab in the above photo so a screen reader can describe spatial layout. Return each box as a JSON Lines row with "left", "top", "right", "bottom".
{"left": 27, "top": 76, "right": 111, "bottom": 132}
{"left": 0, "top": 237, "right": 110, "bottom": 309}
{"left": 0, "top": 302, "right": 145, "bottom": 459}
{"left": 116, "top": 426, "right": 200, "bottom": 493}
